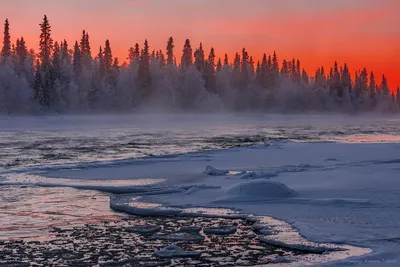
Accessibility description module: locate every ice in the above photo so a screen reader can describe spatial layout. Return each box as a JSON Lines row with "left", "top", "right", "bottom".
{"left": 205, "top": 165, "right": 228, "bottom": 176}
{"left": 154, "top": 245, "right": 201, "bottom": 259}
{"left": 203, "top": 225, "right": 237, "bottom": 235}
{"left": 125, "top": 225, "right": 162, "bottom": 235}
{"left": 215, "top": 180, "right": 296, "bottom": 203}
{"left": 180, "top": 226, "right": 202, "bottom": 233}
{"left": 4, "top": 115, "right": 400, "bottom": 265}
{"left": 259, "top": 235, "right": 334, "bottom": 254}
{"left": 151, "top": 232, "right": 204, "bottom": 242}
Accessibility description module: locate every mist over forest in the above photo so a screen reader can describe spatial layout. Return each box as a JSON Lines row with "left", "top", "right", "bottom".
{"left": 0, "top": 16, "right": 399, "bottom": 115}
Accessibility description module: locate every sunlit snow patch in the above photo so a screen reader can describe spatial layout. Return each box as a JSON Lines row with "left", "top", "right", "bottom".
{"left": 1, "top": 173, "right": 166, "bottom": 194}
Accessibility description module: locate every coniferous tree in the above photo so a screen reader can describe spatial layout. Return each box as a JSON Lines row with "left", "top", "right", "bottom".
{"left": 181, "top": 39, "right": 193, "bottom": 69}
{"left": 36, "top": 15, "right": 54, "bottom": 107}
{"left": 1, "top": 19, "right": 11, "bottom": 59}
{"left": 204, "top": 47, "right": 216, "bottom": 92}
{"left": 240, "top": 48, "right": 250, "bottom": 88}
{"left": 369, "top": 71, "right": 376, "bottom": 98}
{"left": 194, "top": 43, "right": 205, "bottom": 72}
{"left": 166, "top": 37, "right": 174, "bottom": 65}
{"left": 16, "top": 37, "right": 28, "bottom": 65}
{"left": 381, "top": 74, "right": 389, "bottom": 95}
{"left": 223, "top": 54, "right": 229, "bottom": 66}
{"left": 73, "top": 41, "right": 81, "bottom": 74}
{"left": 216, "top": 58, "right": 222, "bottom": 72}
{"left": 138, "top": 39, "right": 151, "bottom": 97}
{"left": 103, "top": 39, "right": 113, "bottom": 73}
{"left": 301, "top": 69, "right": 309, "bottom": 84}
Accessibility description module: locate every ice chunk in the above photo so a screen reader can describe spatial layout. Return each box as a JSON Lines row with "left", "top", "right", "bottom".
{"left": 125, "top": 225, "right": 162, "bottom": 235}
{"left": 203, "top": 225, "right": 237, "bottom": 235}
{"left": 205, "top": 165, "right": 228, "bottom": 176}
{"left": 215, "top": 180, "right": 296, "bottom": 203}
{"left": 151, "top": 232, "right": 204, "bottom": 242}
{"left": 180, "top": 226, "right": 202, "bottom": 233}
{"left": 155, "top": 245, "right": 201, "bottom": 259}
{"left": 259, "top": 236, "right": 334, "bottom": 254}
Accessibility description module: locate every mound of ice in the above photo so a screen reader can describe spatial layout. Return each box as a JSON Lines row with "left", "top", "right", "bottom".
{"left": 152, "top": 232, "right": 204, "bottom": 242}
{"left": 205, "top": 165, "right": 228, "bottom": 176}
{"left": 203, "top": 225, "right": 237, "bottom": 235}
{"left": 259, "top": 236, "right": 335, "bottom": 254}
{"left": 110, "top": 198, "right": 183, "bottom": 217}
{"left": 215, "top": 180, "right": 296, "bottom": 203}
{"left": 155, "top": 245, "right": 201, "bottom": 259}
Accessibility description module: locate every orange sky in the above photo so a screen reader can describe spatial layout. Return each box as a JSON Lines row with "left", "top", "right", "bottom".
{"left": 1, "top": 0, "right": 399, "bottom": 89}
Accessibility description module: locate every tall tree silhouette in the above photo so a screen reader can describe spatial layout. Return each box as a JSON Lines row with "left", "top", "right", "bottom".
{"left": 166, "top": 37, "right": 174, "bottom": 65}
{"left": 103, "top": 39, "right": 113, "bottom": 73}
{"left": 181, "top": 39, "right": 193, "bottom": 69}
{"left": 35, "top": 15, "right": 54, "bottom": 107}
{"left": 381, "top": 74, "right": 389, "bottom": 95}
{"left": 194, "top": 43, "right": 205, "bottom": 72}
{"left": 138, "top": 39, "right": 151, "bottom": 97}
{"left": 1, "top": 19, "right": 11, "bottom": 58}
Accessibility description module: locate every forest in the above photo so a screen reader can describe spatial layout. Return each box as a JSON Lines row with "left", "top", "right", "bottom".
{"left": 0, "top": 15, "right": 398, "bottom": 114}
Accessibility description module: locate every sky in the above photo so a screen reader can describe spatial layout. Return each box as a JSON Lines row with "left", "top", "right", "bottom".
{"left": 0, "top": 0, "right": 399, "bottom": 89}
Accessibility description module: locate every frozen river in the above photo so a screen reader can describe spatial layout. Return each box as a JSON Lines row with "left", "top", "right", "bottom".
{"left": 1, "top": 113, "right": 400, "bottom": 266}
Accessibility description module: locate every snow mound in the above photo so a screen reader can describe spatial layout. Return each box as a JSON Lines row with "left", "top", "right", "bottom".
{"left": 205, "top": 165, "right": 228, "bottom": 176}
{"left": 154, "top": 245, "right": 201, "bottom": 259}
{"left": 215, "top": 180, "right": 296, "bottom": 203}
{"left": 203, "top": 225, "right": 237, "bottom": 235}
{"left": 151, "top": 232, "right": 204, "bottom": 242}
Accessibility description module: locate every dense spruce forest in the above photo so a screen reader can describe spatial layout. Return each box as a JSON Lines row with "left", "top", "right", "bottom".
{"left": 0, "top": 15, "right": 398, "bottom": 114}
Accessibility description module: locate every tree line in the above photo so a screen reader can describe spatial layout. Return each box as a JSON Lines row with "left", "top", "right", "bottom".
{"left": 0, "top": 15, "right": 399, "bottom": 114}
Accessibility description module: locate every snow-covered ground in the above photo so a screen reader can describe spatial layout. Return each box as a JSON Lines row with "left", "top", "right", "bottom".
{"left": 2, "top": 114, "right": 400, "bottom": 266}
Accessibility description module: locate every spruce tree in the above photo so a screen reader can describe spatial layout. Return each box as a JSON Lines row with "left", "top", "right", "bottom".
{"left": 302, "top": 69, "right": 309, "bottom": 84}
{"left": 381, "top": 74, "right": 389, "bottom": 95}
{"left": 216, "top": 58, "right": 222, "bottom": 72}
{"left": 73, "top": 41, "right": 81, "bottom": 74}
{"left": 194, "top": 42, "right": 205, "bottom": 72}
{"left": 360, "top": 68, "right": 368, "bottom": 92}
{"left": 223, "top": 54, "right": 229, "bottom": 66}
{"left": 369, "top": 71, "right": 376, "bottom": 97}
{"left": 103, "top": 39, "right": 113, "bottom": 72}
{"left": 1, "top": 19, "right": 11, "bottom": 58}
{"left": 181, "top": 39, "right": 193, "bottom": 69}
{"left": 16, "top": 36, "right": 28, "bottom": 65}
{"left": 158, "top": 50, "right": 166, "bottom": 68}
{"left": 204, "top": 47, "right": 216, "bottom": 92}
{"left": 341, "top": 63, "right": 352, "bottom": 92}
{"left": 37, "top": 15, "right": 54, "bottom": 107}
{"left": 166, "top": 37, "right": 174, "bottom": 65}
{"left": 38, "top": 15, "right": 53, "bottom": 64}
{"left": 138, "top": 39, "right": 151, "bottom": 97}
